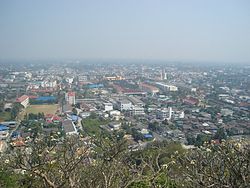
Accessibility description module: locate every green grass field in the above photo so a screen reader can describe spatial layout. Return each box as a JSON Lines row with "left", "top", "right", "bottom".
{"left": 0, "top": 112, "right": 11, "bottom": 122}
{"left": 25, "top": 104, "right": 59, "bottom": 115}
{"left": 81, "top": 118, "right": 110, "bottom": 136}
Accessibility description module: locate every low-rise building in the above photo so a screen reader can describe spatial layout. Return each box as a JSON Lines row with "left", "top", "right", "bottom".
{"left": 109, "top": 122, "right": 121, "bottom": 130}
{"left": 131, "top": 106, "right": 145, "bottom": 116}
{"left": 62, "top": 120, "right": 78, "bottom": 136}
{"left": 104, "top": 103, "right": 113, "bottom": 112}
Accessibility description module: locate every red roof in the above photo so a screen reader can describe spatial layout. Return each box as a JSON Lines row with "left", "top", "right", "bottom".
{"left": 45, "top": 114, "right": 54, "bottom": 118}
{"left": 12, "top": 138, "right": 25, "bottom": 147}
{"left": 16, "top": 95, "right": 29, "bottom": 103}
{"left": 45, "top": 114, "right": 61, "bottom": 122}
{"left": 67, "top": 92, "right": 75, "bottom": 97}
{"left": 183, "top": 97, "right": 199, "bottom": 105}
{"left": 28, "top": 95, "right": 38, "bottom": 99}
{"left": 30, "top": 89, "right": 54, "bottom": 93}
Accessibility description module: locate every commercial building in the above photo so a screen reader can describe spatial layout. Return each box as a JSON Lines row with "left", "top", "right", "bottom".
{"left": 16, "top": 95, "right": 29, "bottom": 108}
{"left": 155, "top": 82, "right": 178, "bottom": 92}
{"left": 118, "top": 100, "right": 132, "bottom": 111}
{"left": 157, "top": 107, "right": 173, "bottom": 120}
{"left": 131, "top": 106, "right": 145, "bottom": 116}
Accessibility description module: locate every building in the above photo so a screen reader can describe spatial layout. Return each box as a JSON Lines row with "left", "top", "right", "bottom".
{"left": 128, "top": 96, "right": 144, "bottom": 107}
{"left": 65, "top": 92, "right": 76, "bottom": 105}
{"left": 0, "top": 141, "right": 7, "bottom": 153}
{"left": 0, "top": 121, "right": 17, "bottom": 128}
{"left": 155, "top": 82, "right": 178, "bottom": 92}
{"left": 183, "top": 97, "right": 199, "bottom": 106}
{"left": 109, "top": 122, "right": 121, "bottom": 130}
{"left": 131, "top": 106, "right": 145, "bottom": 116}
{"left": 0, "top": 125, "right": 9, "bottom": 140}
{"left": 16, "top": 95, "right": 29, "bottom": 108}
{"left": 157, "top": 107, "right": 173, "bottom": 120}
{"left": 221, "top": 109, "right": 233, "bottom": 116}
{"left": 105, "top": 76, "right": 124, "bottom": 81}
{"left": 104, "top": 103, "right": 113, "bottom": 112}
{"left": 62, "top": 120, "right": 78, "bottom": 136}
{"left": 139, "top": 83, "right": 159, "bottom": 94}
{"left": 87, "top": 83, "right": 104, "bottom": 89}
{"left": 118, "top": 100, "right": 132, "bottom": 111}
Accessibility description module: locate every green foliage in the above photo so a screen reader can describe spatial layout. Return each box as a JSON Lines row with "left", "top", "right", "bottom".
{"left": 28, "top": 112, "right": 45, "bottom": 120}
{"left": 1, "top": 133, "right": 249, "bottom": 188}
{"left": 194, "top": 134, "right": 212, "bottom": 146}
{"left": 148, "top": 121, "right": 162, "bottom": 132}
{"left": 0, "top": 111, "right": 11, "bottom": 121}
{"left": 10, "top": 102, "right": 23, "bottom": 120}
{"left": 72, "top": 108, "right": 77, "bottom": 115}
{"left": 131, "top": 128, "right": 144, "bottom": 141}
{"left": 81, "top": 117, "right": 110, "bottom": 136}
{"left": 213, "top": 127, "right": 227, "bottom": 141}
{"left": 0, "top": 169, "right": 20, "bottom": 188}
{"left": 170, "top": 140, "right": 250, "bottom": 188}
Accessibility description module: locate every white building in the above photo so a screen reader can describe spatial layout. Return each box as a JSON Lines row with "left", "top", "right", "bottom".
{"left": 119, "top": 100, "right": 132, "bottom": 111}
{"left": 109, "top": 110, "right": 122, "bottom": 120}
{"left": 104, "top": 103, "right": 113, "bottom": 112}
{"left": 109, "top": 122, "right": 121, "bottom": 130}
{"left": 66, "top": 77, "right": 74, "bottom": 84}
{"left": 16, "top": 95, "right": 29, "bottom": 108}
{"left": 65, "top": 92, "right": 76, "bottom": 105}
{"left": 221, "top": 108, "right": 233, "bottom": 116}
{"left": 131, "top": 106, "right": 145, "bottom": 116}
{"left": 155, "top": 82, "right": 178, "bottom": 92}
{"left": 157, "top": 107, "right": 173, "bottom": 120}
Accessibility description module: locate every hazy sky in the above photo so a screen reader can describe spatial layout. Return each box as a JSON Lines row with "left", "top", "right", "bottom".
{"left": 0, "top": 0, "right": 250, "bottom": 63}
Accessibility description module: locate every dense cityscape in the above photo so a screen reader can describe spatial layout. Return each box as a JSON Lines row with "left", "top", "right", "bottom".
{"left": 0, "top": 61, "right": 249, "bottom": 151}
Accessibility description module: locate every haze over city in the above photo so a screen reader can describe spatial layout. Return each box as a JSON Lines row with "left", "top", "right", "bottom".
{"left": 0, "top": 0, "right": 250, "bottom": 64}
{"left": 0, "top": 1, "right": 250, "bottom": 187}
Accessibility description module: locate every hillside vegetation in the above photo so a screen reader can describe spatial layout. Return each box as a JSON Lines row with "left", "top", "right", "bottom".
{"left": 0, "top": 136, "right": 249, "bottom": 188}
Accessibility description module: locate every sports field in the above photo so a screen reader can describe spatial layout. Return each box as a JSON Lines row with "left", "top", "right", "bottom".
{"left": 25, "top": 104, "right": 59, "bottom": 115}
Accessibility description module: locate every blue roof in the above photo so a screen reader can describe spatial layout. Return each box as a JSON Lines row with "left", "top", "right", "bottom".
{"left": 11, "top": 131, "right": 20, "bottom": 137}
{"left": 144, "top": 134, "right": 153, "bottom": 138}
{"left": 0, "top": 125, "right": 9, "bottom": 131}
{"left": 87, "top": 84, "right": 104, "bottom": 89}
{"left": 35, "top": 96, "right": 56, "bottom": 101}
{"left": 71, "top": 115, "right": 78, "bottom": 121}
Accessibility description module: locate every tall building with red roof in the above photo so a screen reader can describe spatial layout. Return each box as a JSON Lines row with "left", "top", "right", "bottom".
{"left": 65, "top": 92, "right": 76, "bottom": 105}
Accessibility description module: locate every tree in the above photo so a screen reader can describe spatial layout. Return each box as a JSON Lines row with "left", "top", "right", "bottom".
{"left": 6, "top": 136, "right": 92, "bottom": 188}
{"left": 213, "top": 127, "right": 227, "bottom": 141}
{"left": 195, "top": 134, "right": 211, "bottom": 146}
{"left": 170, "top": 140, "right": 250, "bottom": 188}
{"left": 72, "top": 108, "right": 77, "bottom": 115}
{"left": 10, "top": 102, "right": 23, "bottom": 120}
{"left": 148, "top": 122, "right": 161, "bottom": 132}
{"left": 186, "top": 135, "right": 196, "bottom": 145}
